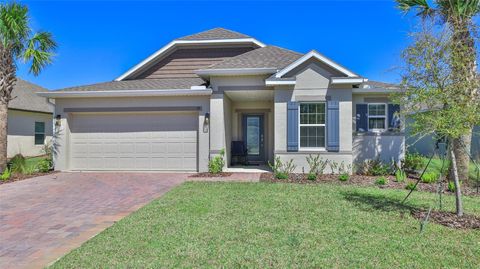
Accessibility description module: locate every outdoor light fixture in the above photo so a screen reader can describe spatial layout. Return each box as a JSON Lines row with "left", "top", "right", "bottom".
{"left": 55, "top": 114, "right": 62, "bottom": 127}
{"left": 203, "top": 112, "right": 210, "bottom": 133}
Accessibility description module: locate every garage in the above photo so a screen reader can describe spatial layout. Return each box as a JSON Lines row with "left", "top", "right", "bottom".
{"left": 69, "top": 112, "right": 198, "bottom": 171}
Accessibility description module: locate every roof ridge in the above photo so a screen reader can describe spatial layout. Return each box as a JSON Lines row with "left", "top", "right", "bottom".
{"left": 176, "top": 27, "right": 252, "bottom": 41}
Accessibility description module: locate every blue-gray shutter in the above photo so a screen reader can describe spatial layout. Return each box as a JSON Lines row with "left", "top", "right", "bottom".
{"left": 356, "top": 104, "right": 368, "bottom": 132}
{"left": 326, "top": 100, "right": 339, "bottom": 152}
{"left": 388, "top": 104, "right": 400, "bottom": 128}
{"left": 287, "top": 101, "right": 299, "bottom": 152}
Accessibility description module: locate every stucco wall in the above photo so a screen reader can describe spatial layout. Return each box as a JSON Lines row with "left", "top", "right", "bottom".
{"left": 53, "top": 96, "right": 210, "bottom": 171}
{"left": 273, "top": 60, "right": 354, "bottom": 172}
{"left": 7, "top": 109, "right": 53, "bottom": 158}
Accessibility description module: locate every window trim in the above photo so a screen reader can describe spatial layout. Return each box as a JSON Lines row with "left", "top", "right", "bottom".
{"left": 367, "top": 103, "right": 387, "bottom": 132}
{"left": 34, "top": 121, "right": 45, "bottom": 145}
{"left": 298, "top": 102, "right": 326, "bottom": 150}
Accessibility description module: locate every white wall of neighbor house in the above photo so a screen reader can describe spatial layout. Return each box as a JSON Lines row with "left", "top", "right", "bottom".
{"left": 7, "top": 109, "right": 53, "bottom": 158}
{"left": 53, "top": 96, "right": 210, "bottom": 172}
{"left": 273, "top": 60, "right": 354, "bottom": 173}
{"left": 352, "top": 94, "right": 405, "bottom": 165}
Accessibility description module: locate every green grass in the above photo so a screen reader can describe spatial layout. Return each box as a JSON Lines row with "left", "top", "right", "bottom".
{"left": 25, "top": 156, "right": 46, "bottom": 168}
{"left": 51, "top": 182, "right": 480, "bottom": 268}
{"left": 421, "top": 157, "right": 479, "bottom": 181}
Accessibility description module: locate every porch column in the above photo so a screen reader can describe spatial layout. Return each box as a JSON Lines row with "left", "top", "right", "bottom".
{"left": 209, "top": 93, "right": 227, "bottom": 165}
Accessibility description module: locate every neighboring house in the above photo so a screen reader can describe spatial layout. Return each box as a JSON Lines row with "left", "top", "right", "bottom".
{"left": 8, "top": 79, "right": 54, "bottom": 158}
{"left": 40, "top": 28, "right": 404, "bottom": 172}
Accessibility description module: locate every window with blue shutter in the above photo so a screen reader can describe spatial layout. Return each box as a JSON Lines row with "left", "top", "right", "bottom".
{"left": 326, "top": 100, "right": 339, "bottom": 152}
{"left": 287, "top": 101, "right": 299, "bottom": 151}
{"left": 356, "top": 104, "right": 368, "bottom": 132}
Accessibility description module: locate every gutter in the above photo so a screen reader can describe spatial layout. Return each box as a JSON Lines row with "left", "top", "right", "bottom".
{"left": 37, "top": 89, "right": 213, "bottom": 98}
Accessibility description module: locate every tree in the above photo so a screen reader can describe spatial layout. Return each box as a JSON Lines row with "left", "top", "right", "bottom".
{"left": 396, "top": 0, "right": 479, "bottom": 184}
{"left": 0, "top": 2, "right": 56, "bottom": 171}
{"left": 396, "top": 21, "right": 480, "bottom": 216}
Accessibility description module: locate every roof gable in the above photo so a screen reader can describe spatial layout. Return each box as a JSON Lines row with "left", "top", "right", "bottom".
{"left": 176, "top": 27, "right": 251, "bottom": 41}
{"left": 275, "top": 50, "right": 359, "bottom": 78}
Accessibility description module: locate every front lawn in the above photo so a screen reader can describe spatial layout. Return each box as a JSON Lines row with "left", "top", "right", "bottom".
{"left": 52, "top": 182, "right": 480, "bottom": 268}
{"left": 421, "top": 157, "right": 479, "bottom": 182}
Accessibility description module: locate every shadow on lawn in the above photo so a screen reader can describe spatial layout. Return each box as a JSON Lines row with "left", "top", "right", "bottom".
{"left": 341, "top": 190, "right": 418, "bottom": 213}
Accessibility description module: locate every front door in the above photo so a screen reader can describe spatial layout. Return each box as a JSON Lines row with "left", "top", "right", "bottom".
{"left": 243, "top": 114, "right": 265, "bottom": 163}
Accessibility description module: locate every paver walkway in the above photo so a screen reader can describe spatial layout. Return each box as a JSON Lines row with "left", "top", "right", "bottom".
{"left": 0, "top": 172, "right": 187, "bottom": 269}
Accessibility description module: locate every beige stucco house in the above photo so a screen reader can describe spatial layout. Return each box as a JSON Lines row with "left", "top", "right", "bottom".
{"left": 40, "top": 28, "right": 404, "bottom": 172}
{"left": 8, "top": 79, "right": 54, "bottom": 158}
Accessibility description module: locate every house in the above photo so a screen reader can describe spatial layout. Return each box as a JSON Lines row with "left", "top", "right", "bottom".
{"left": 8, "top": 79, "right": 54, "bottom": 158}
{"left": 39, "top": 28, "right": 404, "bottom": 172}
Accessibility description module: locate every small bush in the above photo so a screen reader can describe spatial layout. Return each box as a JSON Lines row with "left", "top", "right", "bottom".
{"left": 421, "top": 172, "right": 438, "bottom": 184}
{"left": 405, "top": 181, "right": 417, "bottom": 190}
{"left": 402, "top": 152, "right": 423, "bottom": 171}
{"left": 8, "top": 154, "right": 26, "bottom": 174}
{"left": 395, "top": 169, "right": 407, "bottom": 182}
{"left": 276, "top": 172, "right": 289, "bottom": 180}
{"left": 306, "top": 154, "right": 328, "bottom": 175}
{"left": 447, "top": 181, "right": 461, "bottom": 192}
{"left": 268, "top": 156, "right": 296, "bottom": 179}
{"left": 1, "top": 168, "right": 11, "bottom": 181}
{"left": 361, "top": 159, "right": 391, "bottom": 176}
{"left": 338, "top": 173, "right": 349, "bottom": 181}
{"left": 375, "top": 176, "right": 388, "bottom": 185}
{"left": 307, "top": 173, "right": 317, "bottom": 181}
{"left": 208, "top": 149, "right": 225, "bottom": 174}
{"left": 37, "top": 158, "right": 52, "bottom": 173}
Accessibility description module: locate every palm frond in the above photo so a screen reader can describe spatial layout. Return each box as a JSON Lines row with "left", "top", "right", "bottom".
{"left": 396, "top": 0, "right": 435, "bottom": 18}
{"left": 437, "top": 0, "right": 480, "bottom": 20}
{"left": 0, "top": 2, "right": 30, "bottom": 55}
{"left": 23, "top": 31, "right": 57, "bottom": 76}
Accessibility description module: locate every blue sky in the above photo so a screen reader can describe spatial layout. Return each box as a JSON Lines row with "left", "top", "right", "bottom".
{"left": 17, "top": 0, "right": 421, "bottom": 90}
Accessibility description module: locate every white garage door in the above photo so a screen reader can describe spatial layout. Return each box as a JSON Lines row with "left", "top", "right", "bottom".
{"left": 70, "top": 112, "right": 198, "bottom": 171}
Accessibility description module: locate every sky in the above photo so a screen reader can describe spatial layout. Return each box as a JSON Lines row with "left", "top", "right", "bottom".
{"left": 16, "top": 0, "right": 423, "bottom": 90}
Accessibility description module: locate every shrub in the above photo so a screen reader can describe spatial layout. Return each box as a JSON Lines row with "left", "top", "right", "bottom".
{"left": 375, "top": 176, "right": 388, "bottom": 185}
{"left": 306, "top": 154, "right": 328, "bottom": 175}
{"left": 421, "top": 172, "right": 438, "bottom": 184}
{"left": 402, "top": 152, "right": 423, "bottom": 171}
{"left": 8, "top": 154, "right": 26, "bottom": 174}
{"left": 37, "top": 158, "right": 52, "bottom": 173}
{"left": 23, "top": 164, "right": 37, "bottom": 175}
{"left": 1, "top": 168, "right": 11, "bottom": 181}
{"left": 307, "top": 173, "right": 317, "bottom": 181}
{"left": 329, "top": 161, "right": 352, "bottom": 175}
{"left": 208, "top": 149, "right": 225, "bottom": 174}
{"left": 447, "top": 181, "right": 461, "bottom": 192}
{"left": 268, "top": 156, "right": 296, "bottom": 179}
{"left": 361, "top": 159, "right": 391, "bottom": 176}
{"left": 395, "top": 169, "right": 407, "bottom": 182}
{"left": 405, "top": 181, "right": 417, "bottom": 190}
{"left": 338, "top": 173, "right": 349, "bottom": 181}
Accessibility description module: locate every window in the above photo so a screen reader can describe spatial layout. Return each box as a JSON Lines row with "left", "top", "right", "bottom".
{"left": 35, "top": 122, "right": 45, "bottom": 145}
{"left": 368, "top": 104, "right": 387, "bottom": 131}
{"left": 299, "top": 103, "right": 326, "bottom": 148}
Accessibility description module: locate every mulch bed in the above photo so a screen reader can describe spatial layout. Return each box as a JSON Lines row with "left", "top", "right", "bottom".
{"left": 412, "top": 209, "right": 480, "bottom": 230}
{"left": 259, "top": 173, "right": 479, "bottom": 196}
{"left": 189, "top": 172, "right": 233, "bottom": 178}
{"left": 0, "top": 171, "right": 58, "bottom": 185}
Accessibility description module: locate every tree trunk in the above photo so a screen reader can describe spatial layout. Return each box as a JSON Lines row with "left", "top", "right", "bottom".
{"left": 0, "top": 46, "right": 17, "bottom": 172}
{"left": 450, "top": 133, "right": 472, "bottom": 183}
{"left": 0, "top": 102, "right": 7, "bottom": 172}
{"left": 449, "top": 144, "right": 464, "bottom": 217}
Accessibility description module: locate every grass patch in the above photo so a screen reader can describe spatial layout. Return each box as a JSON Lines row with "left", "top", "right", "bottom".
{"left": 421, "top": 157, "right": 479, "bottom": 181}
{"left": 51, "top": 182, "right": 480, "bottom": 268}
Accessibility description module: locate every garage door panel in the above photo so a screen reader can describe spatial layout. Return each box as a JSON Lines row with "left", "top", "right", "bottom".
{"left": 70, "top": 112, "right": 198, "bottom": 171}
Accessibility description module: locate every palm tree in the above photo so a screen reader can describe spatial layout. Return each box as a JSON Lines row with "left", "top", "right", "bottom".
{"left": 0, "top": 2, "right": 57, "bottom": 171}
{"left": 396, "top": 0, "right": 479, "bottom": 184}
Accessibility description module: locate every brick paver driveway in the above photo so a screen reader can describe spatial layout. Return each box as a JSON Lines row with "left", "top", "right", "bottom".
{"left": 0, "top": 172, "right": 187, "bottom": 269}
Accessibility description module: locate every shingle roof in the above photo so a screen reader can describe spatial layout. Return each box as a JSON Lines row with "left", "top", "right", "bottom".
{"left": 364, "top": 80, "right": 399, "bottom": 89}
{"left": 203, "top": 46, "right": 303, "bottom": 70}
{"left": 55, "top": 78, "right": 206, "bottom": 92}
{"left": 176, "top": 27, "right": 251, "bottom": 41}
{"left": 9, "top": 79, "right": 53, "bottom": 113}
